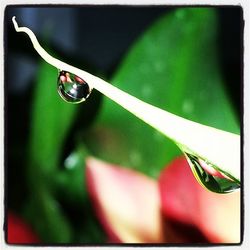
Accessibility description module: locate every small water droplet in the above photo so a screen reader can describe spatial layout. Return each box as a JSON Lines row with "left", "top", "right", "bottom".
{"left": 129, "top": 151, "right": 142, "bottom": 166}
{"left": 182, "top": 99, "right": 194, "bottom": 114}
{"left": 64, "top": 153, "right": 78, "bottom": 170}
{"left": 154, "top": 62, "right": 164, "bottom": 73}
{"left": 57, "top": 70, "right": 92, "bottom": 104}
{"left": 142, "top": 85, "right": 152, "bottom": 98}
{"left": 175, "top": 9, "right": 186, "bottom": 20}
{"left": 184, "top": 152, "right": 240, "bottom": 193}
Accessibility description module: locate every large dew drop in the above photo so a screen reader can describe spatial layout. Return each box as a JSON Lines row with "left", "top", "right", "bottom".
{"left": 57, "top": 70, "right": 92, "bottom": 104}
{"left": 184, "top": 152, "right": 240, "bottom": 193}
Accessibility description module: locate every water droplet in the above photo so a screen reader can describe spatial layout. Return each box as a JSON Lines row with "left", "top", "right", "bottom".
{"left": 184, "top": 152, "right": 240, "bottom": 193}
{"left": 64, "top": 153, "right": 78, "bottom": 170}
{"left": 57, "top": 70, "right": 92, "bottom": 104}
{"left": 175, "top": 9, "right": 186, "bottom": 20}
{"left": 182, "top": 99, "right": 194, "bottom": 114}
{"left": 129, "top": 151, "right": 142, "bottom": 166}
{"left": 142, "top": 85, "right": 152, "bottom": 98}
{"left": 154, "top": 62, "right": 164, "bottom": 73}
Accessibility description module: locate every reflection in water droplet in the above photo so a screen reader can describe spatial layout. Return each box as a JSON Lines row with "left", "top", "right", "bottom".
{"left": 184, "top": 152, "right": 240, "bottom": 193}
{"left": 57, "top": 70, "right": 92, "bottom": 104}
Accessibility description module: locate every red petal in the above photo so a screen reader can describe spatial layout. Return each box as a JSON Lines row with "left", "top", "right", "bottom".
{"left": 86, "top": 157, "right": 165, "bottom": 243}
{"left": 159, "top": 156, "right": 240, "bottom": 243}
{"left": 7, "top": 212, "right": 40, "bottom": 244}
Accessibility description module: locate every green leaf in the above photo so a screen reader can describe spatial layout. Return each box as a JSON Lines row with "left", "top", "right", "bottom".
{"left": 88, "top": 8, "right": 239, "bottom": 178}
{"left": 55, "top": 145, "right": 106, "bottom": 243}
{"left": 24, "top": 186, "right": 73, "bottom": 243}
{"left": 26, "top": 61, "right": 79, "bottom": 242}
{"left": 28, "top": 61, "right": 79, "bottom": 173}
{"left": 55, "top": 144, "right": 89, "bottom": 204}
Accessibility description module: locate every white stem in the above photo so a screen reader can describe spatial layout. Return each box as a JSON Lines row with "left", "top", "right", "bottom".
{"left": 12, "top": 16, "right": 240, "bottom": 181}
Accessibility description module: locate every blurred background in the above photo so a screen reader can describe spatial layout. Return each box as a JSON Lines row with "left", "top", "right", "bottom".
{"left": 5, "top": 6, "right": 242, "bottom": 244}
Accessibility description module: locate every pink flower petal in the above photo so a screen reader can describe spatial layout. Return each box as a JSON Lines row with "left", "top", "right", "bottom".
{"left": 159, "top": 156, "right": 241, "bottom": 243}
{"left": 86, "top": 157, "right": 165, "bottom": 243}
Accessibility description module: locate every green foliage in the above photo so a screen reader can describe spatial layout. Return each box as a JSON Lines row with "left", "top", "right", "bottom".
{"left": 26, "top": 62, "right": 104, "bottom": 243}
{"left": 29, "top": 62, "right": 79, "bottom": 174}
{"left": 23, "top": 7, "right": 239, "bottom": 243}
{"left": 88, "top": 8, "right": 239, "bottom": 178}
{"left": 24, "top": 187, "right": 73, "bottom": 243}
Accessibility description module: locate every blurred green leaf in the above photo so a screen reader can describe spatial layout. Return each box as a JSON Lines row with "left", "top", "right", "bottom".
{"left": 74, "top": 218, "right": 106, "bottom": 244}
{"left": 26, "top": 60, "right": 106, "bottom": 243}
{"left": 25, "top": 61, "right": 80, "bottom": 242}
{"left": 55, "top": 144, "right": 89, "bottom": 204}
{"left": 55, "top": 145, "right": 106, "bottom": 243}
{"left": 28, "top": 61, "right": 79, "bottom": 174}
{"left": 24, "top": 187, "right": 72, "bottom": 243}
{"left": 88, "top": 8, "right": 239, "bottom": 178}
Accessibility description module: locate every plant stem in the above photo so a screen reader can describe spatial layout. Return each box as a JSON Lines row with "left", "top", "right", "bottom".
{"left": 12, "top": 16, "right": 240, "bottom": 181}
